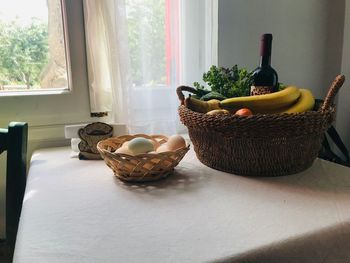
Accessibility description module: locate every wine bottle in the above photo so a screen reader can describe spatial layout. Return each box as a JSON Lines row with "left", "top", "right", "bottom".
{"left": 250, "top": 34, "right": 278, "bottom": 96}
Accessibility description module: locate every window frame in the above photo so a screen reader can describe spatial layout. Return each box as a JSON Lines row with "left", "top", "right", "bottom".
{"left": 0, "top": 0, "right": 102, "bottom": 147}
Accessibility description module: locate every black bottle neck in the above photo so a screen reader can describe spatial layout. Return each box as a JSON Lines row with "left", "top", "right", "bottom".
{"left": 260, "top": 56, "right": 271, "bottom": 67}
{"left": 259, "top": 34, "right": 272, "bottom": 67}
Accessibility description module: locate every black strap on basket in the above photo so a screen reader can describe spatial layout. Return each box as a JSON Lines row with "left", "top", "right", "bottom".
{"left": 319, "top": 125, "right": 350, "bottom": 167}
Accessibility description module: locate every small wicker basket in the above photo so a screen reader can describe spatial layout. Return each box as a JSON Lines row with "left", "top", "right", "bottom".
{"left": 177, "top": 75, "right": 345, "bottom": 177}
{"left": 97, "top": 134, "right": 190, "bottom": 182}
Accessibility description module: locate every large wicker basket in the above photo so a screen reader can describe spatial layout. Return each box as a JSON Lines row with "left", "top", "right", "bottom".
{"left": 177, "top": 75, "right": 345, "bottom": 176}
{"left": 97, "top": 134, "right": 190, "bottom": 182}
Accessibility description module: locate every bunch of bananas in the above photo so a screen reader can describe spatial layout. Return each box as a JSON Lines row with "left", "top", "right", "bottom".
{"left": 185, "top": 86, "right": 315, "bottom": 115}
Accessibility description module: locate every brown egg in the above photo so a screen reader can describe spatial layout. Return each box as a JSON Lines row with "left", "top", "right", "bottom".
{"left": 156, "top": 144, "right": 170, "bottom": 153}
{"left": 166, "top": 135, "right": 186, "bottom": 151}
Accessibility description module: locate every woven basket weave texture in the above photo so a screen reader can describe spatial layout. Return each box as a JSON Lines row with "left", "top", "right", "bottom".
{"left": 97, "top": 134, "right": 189, "bottom": 182}
{"left": 179, "top": 106, "right": 334, "bottom": 176}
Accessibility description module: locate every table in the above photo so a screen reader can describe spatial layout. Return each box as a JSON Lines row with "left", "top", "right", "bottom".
{"left": 14, "top": 146, "right": 350, "bottom": 262}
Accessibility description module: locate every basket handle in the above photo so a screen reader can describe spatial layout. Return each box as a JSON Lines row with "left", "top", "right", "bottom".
{"left": 176, "top": 86, "right": 198, "bottom": 105}
{"left": 321, "top": 75, "right": 345, "bottom": 112}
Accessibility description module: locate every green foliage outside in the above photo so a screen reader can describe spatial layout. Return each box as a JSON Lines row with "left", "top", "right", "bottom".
{"left": 0, "top": 18, "right": 49, "bottom": 88}
{"left": 126, "top": 0, "right": 166, "bottom": 86}
{"left": 0, "top": 0, "right": 167, "bottom": 89}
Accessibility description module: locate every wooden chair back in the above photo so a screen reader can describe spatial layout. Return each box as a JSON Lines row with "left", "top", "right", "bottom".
{"left": 0, "top": 122, "right": 28, "bottom": 258}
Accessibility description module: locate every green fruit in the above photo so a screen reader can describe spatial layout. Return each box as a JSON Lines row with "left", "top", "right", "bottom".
{"left": 200, "top": 91, "right": 227, "bottom": 101}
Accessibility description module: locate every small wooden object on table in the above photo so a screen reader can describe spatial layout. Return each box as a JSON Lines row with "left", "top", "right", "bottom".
{"left": 78, "top": 122, "right": 113, "bottom": 160}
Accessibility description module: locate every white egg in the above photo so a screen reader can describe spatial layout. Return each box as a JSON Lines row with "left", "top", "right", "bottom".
{"left": 148, "top": 139, "right": 158, "bottom": 149}
{"left": 128, "top": 137, "right": 155, "bottom": 154}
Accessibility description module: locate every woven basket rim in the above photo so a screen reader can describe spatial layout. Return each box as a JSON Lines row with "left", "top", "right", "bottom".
{"left": 179, "top": 104, "right": 335, "bottom": 120}
{"left": 178, "top": 105, "right": 335, "bottom": 134}
{"left": 97, "top": 134, "right": 190, "bottom": 157}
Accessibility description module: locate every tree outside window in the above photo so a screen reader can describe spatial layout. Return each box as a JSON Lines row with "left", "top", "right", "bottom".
{"left": 0, "top": 0, "right": 68, "bottom": 92}
{"left": 126, "top": 0, "right": 167, "bottom": 87}
{"left": 0, "top": 19, "right": 48, "bottom": 89}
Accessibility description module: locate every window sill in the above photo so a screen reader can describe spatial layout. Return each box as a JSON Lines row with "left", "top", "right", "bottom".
{"left": 0, "top": 88, "right": 70, "bottom": 97}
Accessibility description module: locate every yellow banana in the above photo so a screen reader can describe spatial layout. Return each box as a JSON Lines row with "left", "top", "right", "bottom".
{"left": 184, "top": 96, "right": 221, "bottom": 113}
{"left": 256, "top": 89, "right": 315, "bottom": 114}
{"left": 220, "top": 86, "right": 301, "bottom": 112}
{"left": 280, "top": 89, "right": 315, "bottom": 114}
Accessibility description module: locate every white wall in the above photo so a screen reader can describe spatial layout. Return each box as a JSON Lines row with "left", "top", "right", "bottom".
{"left": 218, "top": 0, "right": 345, "bottom": 99}
{"left": 337, "top": 0, "right": 350, "bottom": 150}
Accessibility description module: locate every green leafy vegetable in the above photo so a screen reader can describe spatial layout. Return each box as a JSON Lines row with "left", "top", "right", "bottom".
{"left": 193, "top": 65, "right": 253, "bottom": 100}
{"left": 193, "top": 65, "right": 286, "bottom": 100}
{"left": 277, "top": 82, "right": 286, "bottom": 91}
{"left": 192, "top": 83, "right": 210, "bottom": 97}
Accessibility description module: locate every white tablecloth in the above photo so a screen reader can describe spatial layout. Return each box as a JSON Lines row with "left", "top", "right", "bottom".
{"left": 14, "top": 147, "right": 350, "bottom": 263}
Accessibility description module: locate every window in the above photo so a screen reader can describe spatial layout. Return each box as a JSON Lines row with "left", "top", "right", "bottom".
{"left": 0, "top": 0, "right": 70, "bottom": 94}
{"left": 0, "top": 0, "right": 217, "bottom": 141}
{"left": 0, "top": 0, "right": 96, "bottom": 147}
{"left": 123, "top": 0, "right": 217, "bottom": 89}
{"left": 83, "top": 0, "right": 217, "bottom": 133}
{"left": 125, "top": 0, "right": 179, "bottom": 87}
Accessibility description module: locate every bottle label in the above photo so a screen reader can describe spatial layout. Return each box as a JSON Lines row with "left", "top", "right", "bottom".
{"left": 250, "top": 86, "right": 274, "bottom": 96}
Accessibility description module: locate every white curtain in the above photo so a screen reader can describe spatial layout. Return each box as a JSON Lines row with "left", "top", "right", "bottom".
{"left": 83, "top": 0, "right": 129, "bottom": 123}
{"left": 83, "top": 0, "right": 216, "bottom": 135}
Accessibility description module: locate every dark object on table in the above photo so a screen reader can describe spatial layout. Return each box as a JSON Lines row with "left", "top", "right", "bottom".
{"left": 78, "top": 122, "right": 113, "bottom": 160}
{"left": 0, "top": 122, "right": 28, "bottom": 261}
{"left": 319, "top": 125, "right": 350, "bottom": 167}
{"left": 314, "top": 99, "right": 350, "bottom": 167}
